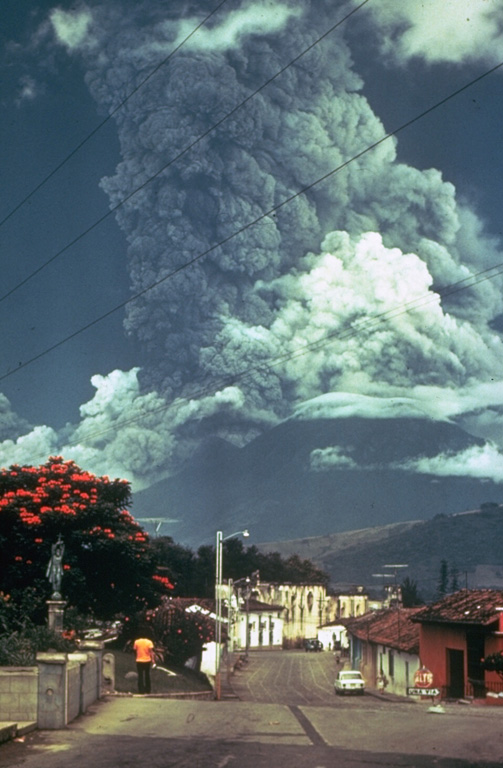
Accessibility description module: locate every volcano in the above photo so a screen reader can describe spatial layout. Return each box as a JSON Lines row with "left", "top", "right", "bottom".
{"left": 132, "top": 411, "right": 502, "bottom": 548}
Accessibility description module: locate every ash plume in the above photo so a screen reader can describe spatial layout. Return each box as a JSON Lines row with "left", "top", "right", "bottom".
{"left": 2, "top": 0, "right": 503, "bottom": 488}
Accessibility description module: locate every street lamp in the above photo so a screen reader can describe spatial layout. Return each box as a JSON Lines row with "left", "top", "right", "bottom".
{"left": 215, "top": 529, "right": 249, "bottom": 699}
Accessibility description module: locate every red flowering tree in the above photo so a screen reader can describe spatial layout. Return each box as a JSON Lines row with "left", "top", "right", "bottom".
{"left": 0, "top": 457, "right": 171, "bottom": 621}
{"left": 146, "top": 598, "right": 215, "bottom": 667}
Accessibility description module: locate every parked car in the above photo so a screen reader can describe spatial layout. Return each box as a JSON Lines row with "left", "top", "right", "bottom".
{"left": 304, "top": 638, "right": 323, "bottom": 652}
{"left": 334, "top": 670, "right": 365, "bottom": 695}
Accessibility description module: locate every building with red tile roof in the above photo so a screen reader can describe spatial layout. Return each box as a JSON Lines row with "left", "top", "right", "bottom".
{"left": 343, "top": 608, "right": 421, "bottom": 696}
{"left": 411, "top": 589, "right": 503, "bottom": 702}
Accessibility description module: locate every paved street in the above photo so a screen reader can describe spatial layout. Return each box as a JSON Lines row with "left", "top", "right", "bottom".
{"left": 228, "top": 648, "right": 388, "bottom": 706}
{"left": 1, "top": 650, "right": 502, "bottom": 768}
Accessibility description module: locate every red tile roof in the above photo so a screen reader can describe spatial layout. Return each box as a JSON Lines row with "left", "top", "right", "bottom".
{"left": 412, "top": 589, "right": 503, "bottom": 627}
{"left": 343, "top": 608, "right": 421, "bottom": 654}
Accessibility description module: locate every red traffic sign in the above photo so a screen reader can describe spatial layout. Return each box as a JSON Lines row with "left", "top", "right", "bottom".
{"left": 414, "top": 666, "right": 434, "bottom": 688}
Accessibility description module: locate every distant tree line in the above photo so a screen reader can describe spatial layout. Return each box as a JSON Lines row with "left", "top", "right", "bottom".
{"left": 150, "top": 535, "right": 330, "bottom": 598}
{"left": 400, "top": 559, "right": 466, "bottom": 608}
{"left": 436, "top": 558, "right": 462, "bottom": 599}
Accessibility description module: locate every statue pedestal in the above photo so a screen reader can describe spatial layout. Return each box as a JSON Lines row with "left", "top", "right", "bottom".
{"left": 47, "top": 600, "right": 67, "bottom": 634}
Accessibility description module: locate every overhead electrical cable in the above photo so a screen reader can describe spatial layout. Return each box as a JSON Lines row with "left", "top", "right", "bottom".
{"left": 0, "top": 0, "right": 232, "bottom": 230}
{"left": 0, "top": 58, "right": 502, "bottom": 384}
{"left": 61, "top": 258, "right": 503, "bottom": 447}
{"left": 0, "top": 0, "right": 373, "bottom": 304}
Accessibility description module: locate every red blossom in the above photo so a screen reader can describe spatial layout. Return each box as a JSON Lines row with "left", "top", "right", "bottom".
{"left": 152, "top": 574, "right": 175, "bottom": 590}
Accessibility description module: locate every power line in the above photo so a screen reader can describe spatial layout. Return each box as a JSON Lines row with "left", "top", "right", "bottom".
{"left": 1, "top": 56, "right": 501, "bottom": 384}
{"left": 57, "top": 257, "right": 503, "bottom": 448}
{"left": 0, "top": 0, "right": 231, "bottom": 231}
{"left": 0, "top": 0, "right": 373, "bottom": 305}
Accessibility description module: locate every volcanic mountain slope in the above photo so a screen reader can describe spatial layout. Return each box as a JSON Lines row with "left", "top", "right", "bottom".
{"left": 132, "top": 414, "right": 503, "bottom": 548}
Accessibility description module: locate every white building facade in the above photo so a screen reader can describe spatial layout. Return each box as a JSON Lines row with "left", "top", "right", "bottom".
{"left": 253, "top": 582, "right": 333, "bottom": 644}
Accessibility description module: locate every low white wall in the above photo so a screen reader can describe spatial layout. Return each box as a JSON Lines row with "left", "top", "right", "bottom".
{"left": 66, "top": 660, "right": 81, "bottom": 723}
{"left": 1, "top": 647, "right": 106, "bottom": 729}
{"left": 80, "top": 652, "right": 100, "bottom": 711}
{"left": 199, "top": 641, "right": 217, "bottom": 683}
{"left": 0, "top": 667, "right": 38, "bottom": 721}
{"left": 37, "top": 646, "right": 104, "bottom": 729}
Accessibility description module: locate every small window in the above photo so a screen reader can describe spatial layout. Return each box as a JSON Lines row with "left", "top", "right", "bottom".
{"left": 388, "top": 650, "right": 394, "bottom": 678}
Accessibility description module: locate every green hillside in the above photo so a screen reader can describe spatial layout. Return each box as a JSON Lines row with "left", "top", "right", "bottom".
{"left": 258, "top": 505, "right": 503, "bottom": 600}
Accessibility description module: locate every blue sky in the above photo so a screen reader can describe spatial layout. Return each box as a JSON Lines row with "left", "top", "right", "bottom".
{"left": 1, "top": 0, "right": 503, "bottom": 493}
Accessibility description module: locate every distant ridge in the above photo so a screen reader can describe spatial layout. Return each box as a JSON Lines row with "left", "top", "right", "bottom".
{"left": 133, "top": 415, "right": 502, "bottom": 548}
{"left": 258, "top": 506, "right": 503, "bottom": 600}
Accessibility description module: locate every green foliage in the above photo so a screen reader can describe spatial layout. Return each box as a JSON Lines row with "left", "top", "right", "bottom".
{"left": 401, "top": 576, "right": 423, "bottom": 607}
{"left": 0, "top": 626, "right": 74, "bottom": 666}
{"left": 449, "top": 564, "right": 460, "bottom": 592}
{"left": 220, "top": 542, "right": 330, "bottom": 588}
{"left": 150, "top": 538, "right": 205, "bottom": 596}
{"left": 436, "top": 559, "right": 449, "bottom": 600}
{"left": 151, "top": 537, "right": 329, "bottom": 599}
{"left": 481, "top": 652, "right": 503, "bottom": 678}
{"left": 0, "top": 457, "right": 168, "bottom": 620}
{"left": 0, "top": 593, "right": 76, "bottom": 666}
{"left": 150, "top": 537, "right": 329, "bottom": 599}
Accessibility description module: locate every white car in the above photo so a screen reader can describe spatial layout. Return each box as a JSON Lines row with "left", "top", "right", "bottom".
{"left": 334, "top": 670, "right": 365, "bottom": 695}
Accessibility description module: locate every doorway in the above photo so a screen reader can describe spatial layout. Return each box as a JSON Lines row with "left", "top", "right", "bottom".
{"left": 446, "top": 648, "right": 465, "bottom": 699}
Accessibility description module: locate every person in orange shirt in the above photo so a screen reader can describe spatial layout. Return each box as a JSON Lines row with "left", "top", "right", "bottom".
{"left": 133, "top": 634, "right": 155, "bottom": 694}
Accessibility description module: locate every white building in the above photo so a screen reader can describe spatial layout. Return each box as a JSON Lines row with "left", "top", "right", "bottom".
{"left": 233, "top": 597, "right": 284, "bottom": 650}
{"left": 251, "top": 582, "right": 333, "bottom": 645}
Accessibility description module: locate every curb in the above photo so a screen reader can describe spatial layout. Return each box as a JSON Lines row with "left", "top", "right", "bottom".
{"left": 0, "top": 720, "right": 37, "bottom": 745}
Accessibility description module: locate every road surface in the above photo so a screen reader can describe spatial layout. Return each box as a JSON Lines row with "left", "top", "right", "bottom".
{"left": 0, "top": 650, "right": 502, "bottom": 767}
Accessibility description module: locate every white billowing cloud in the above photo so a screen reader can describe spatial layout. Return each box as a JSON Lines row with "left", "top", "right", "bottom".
{"left": 71, "top": 373, "right": 266, "bottom": 485}
{"left": 293, "top": 392, "right": 441, "bottom": 423}
{"left": 0, "top": 369, "right": 166, "bottom": 486}
{"left": 310, "top": 434, "right": 503, "bottom": 482}
{"left": 66, "top": 369, "right": 177, "bottom": 486}
{"left": 0, "top": 369, "right": 259, "bottom": 488}
{"left": 0, "top": 426, "right": 59, "bottom": 470}
{"left": 173, "top": 2, "right": 302, "bottom": 53}
{"left": 50, "top": 8, "right": 94, "bottom": 50}
{"left": 393, "top": 443, "right": 503, "bottom": 483}
{"left": 310, "top": 446, "right": 358, "bottom": 471}
{"left": 365, "top": 0, "right": 503, "bottom": 65}
{"left": 241, "top": 230, "right": 503, "bottom": 403}
{"left": 406, "top": 381, "right": 503, "bottom": 421}
{"left": 381, "top": 382, "right": 503, "bottom": 449}
{"left": 292, "top": 381, "right": 503, "bottom": 430}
